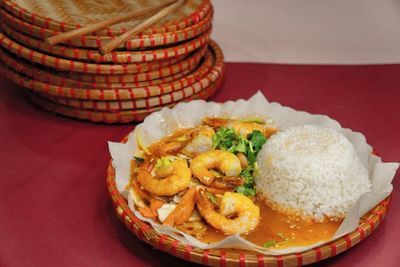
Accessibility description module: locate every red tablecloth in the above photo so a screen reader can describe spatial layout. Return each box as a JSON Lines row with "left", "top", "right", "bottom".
{"left": 1, "top": 63, "right": 399, "bottom": 266}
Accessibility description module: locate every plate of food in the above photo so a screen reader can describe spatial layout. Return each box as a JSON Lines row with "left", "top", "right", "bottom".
{"left": 107, "top": 92, "right": 398, "bottom": 266}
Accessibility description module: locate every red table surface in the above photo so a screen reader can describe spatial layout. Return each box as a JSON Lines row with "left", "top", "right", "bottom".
{"left": 0, "top": 63, "right": 399, "bottom": 267}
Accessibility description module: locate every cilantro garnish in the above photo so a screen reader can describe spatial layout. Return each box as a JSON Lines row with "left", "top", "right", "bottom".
{"left": 212, "top": 127, "right": 238, "bottom": 150}
{"left": 246, "top": 130, "right": 267, "bottom": 164}
{"left": 263, "top": 240, "right": 276, "bottom": 248}
{"left": 212, "top": 127, "right": 268, "bottom": 197}
{"left": 236, "top": 186, "right": 256, "bottom": 197}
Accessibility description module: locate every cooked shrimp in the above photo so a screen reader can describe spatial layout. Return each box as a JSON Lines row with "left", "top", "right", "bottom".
{"left": 181, "top": 125, "right": 215, "bottom": 157}
{"left": 155, "top": 126, "right": 214, "bottom": 157}
{"left": 195, "top": 189, "right": 260, "bottom": 235}
{"left": 190, "top": 150, "right": 242, "bottom": 185}
{"left": 203, "top": 117, "right": 276, "bottom": 137}
{"left": 204, "top": 176, "right": 245, "bottom": 194}
{"left": 163, "top": 187, "right": 196, "bottom": 226}
{"left": 211, "top": 176, "right": 245, "bottom": 190}
{"left": 137, "top": 158, "right": 191, "bottom": 196}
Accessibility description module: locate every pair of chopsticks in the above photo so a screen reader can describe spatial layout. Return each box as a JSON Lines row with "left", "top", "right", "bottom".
{"left": 46, "top": 0, "right": 185, "bottom": 55}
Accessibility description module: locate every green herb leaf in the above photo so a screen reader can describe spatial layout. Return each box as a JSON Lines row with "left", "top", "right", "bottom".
{"left": 240, "top": 166, "right": 254, "bottom": 187}
{"left": 212, "top": 127, "right": 238, "bottom": 150}
{"left": 133, "top": 156, "right": 145, "bottom": 164}
{"left": 248, "top": 130, "right": 267, "bottom": 153}
{"left": 234, "top": 136, "right": 248, "bottom": 153}
{"left": 236, "top": 186, "right": 256, "bottom": 197}
{"left": 263, "top": 240, "right": 276, "bottom": 248}
{"left": 206, "top": 191, "right": 218, "bottom": 205}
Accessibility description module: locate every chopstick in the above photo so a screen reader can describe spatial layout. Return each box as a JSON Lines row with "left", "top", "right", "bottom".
{"left": 99, "top": 0, "right": 185, "bottom": 55}
{"left": 45, "top": 0, "right": 178, "bottom": 46}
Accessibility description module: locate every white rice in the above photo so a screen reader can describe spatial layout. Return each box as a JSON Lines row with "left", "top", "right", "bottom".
{"left": 255, "top": 125, "right": 372, "bottom": 222}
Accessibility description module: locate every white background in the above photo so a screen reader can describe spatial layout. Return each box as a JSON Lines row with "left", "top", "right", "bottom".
{"left": 212, "top": 0, "right": 400, "bottom": 64}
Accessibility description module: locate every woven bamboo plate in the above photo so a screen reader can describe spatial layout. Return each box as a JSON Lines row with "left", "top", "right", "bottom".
{"left": 38, "top": 60, "right": 222, "bottom": 111}
{"left": 39, "top": 55, "right": 220, "bottom": 111}
{"left": 1, "top": 0, "right": 211, "bottom": 36}
{"left": 35, "top": 53, "right": 217, "bottom": 110}
{"left": 0, "top": 48, "right": 212, "bottom": 89}
{"left": 105, "top": 135, "right": 391, "bottom": 266}
{"left": 25, "top": 72, "right": 222, "bottom": 124}
{"left": 0, "top": 8, "right": 213, "bottom": 49}
{"left": 64, "top": 53, "right": 211, "bottom": 85}
{"left": 0, "top": 47, "right": 202, "bottom": 89}
{"left": 0, "top": 19, "right": 210, "bottom": 62}
{"left": 0, "top": 26, "right": 207, "bottom": 78}
{"left": 0, "top": 24, "right": 211, "bottom": 63}
{"left": 0, "top": 32, "right": 204, "bottom": 74}
{"left": 0, "top": 40, "right": 224, "bottom": 100}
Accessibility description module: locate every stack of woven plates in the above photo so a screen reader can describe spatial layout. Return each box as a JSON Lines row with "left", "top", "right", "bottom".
{"left": 0, "top": 0, "right": 224, "bottom": 123}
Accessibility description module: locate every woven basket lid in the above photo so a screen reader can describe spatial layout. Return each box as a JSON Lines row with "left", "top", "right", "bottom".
{"left": 0, "top": 40, "right": 224, "bottom": 100}
{"left": 1, "top": 0, "right": 211, "bottom": 36}
{"left": 38, "top": 59, "right": 223, "bottom": 111}
{"left": 0, "top": 28, "right": 211, "bottom": 67}
{"left": 37, "top": 51, "right": 223, "bottom": 111}
{"left": 0, "top": 32, "right": 211, "bottom": 74}
{"left": 0, "top": 44, "right": 214, "bottom": 91}
{"left": 0, "top": 47, "right": 198, "bottom": 88}
{"left": 25, "top": 73, "right": 222, "bottom": 123}
{"left": 0, "top": 8, "right": 213, "bottom": 49}
{"left": 0, "top": 22, "right": 210, "bottom": 63}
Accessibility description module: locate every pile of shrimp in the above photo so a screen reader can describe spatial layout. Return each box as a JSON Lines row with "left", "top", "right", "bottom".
{"left": 129, "top": 117, "right": 276, "bottom": 238}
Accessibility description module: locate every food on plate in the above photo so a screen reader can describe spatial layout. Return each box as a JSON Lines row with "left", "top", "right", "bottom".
{"left": 256, "top": 125, "right": 372, "bottom": 222}
{"left": 128, "top": 117, "right": 369, "bottom": 248}
{"left": 190, "top": 150, "right": 242, "bottom": 185}
{"left": 196, "top": 189, "right": 260, "bottom": 235}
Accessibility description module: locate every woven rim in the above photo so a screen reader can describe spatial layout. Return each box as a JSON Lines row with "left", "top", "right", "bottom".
{"left": 0, "top": 31, "right": 211, "bottom": 74}
{"left": 0, "top": 27, "right": 211, "bottom": 65}
{"left": 0, "top": 8, "right": 213, "bottom": 49}
{"left": 25, "top": 71, "right": 223, "bottom": 124}
{"left": 0, "top": 46, "right": 213, "bottom": 89}
{"left": 0, "top": 47, "right": 203, "bottom": 89}
{"left": 1, "top": 0, "right": 211, "bottom": 36}
{"left": 38, "top": 59, "right": 222, "bottom": 111}
{"left": 0, "top": 40, "right": 224, "bottom": 100}
{"left": 0, "top": 23, "right": 208, "bottom": 65}
{"left": 105, "top": 140, "right": 391, "bottom": 266}
{"left": 38, "top": 53, "right": 220, "bottom": 111}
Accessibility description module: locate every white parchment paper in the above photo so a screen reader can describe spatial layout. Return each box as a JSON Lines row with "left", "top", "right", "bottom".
{"left": 108, "top": 92, "right": 398, "bottom": 255}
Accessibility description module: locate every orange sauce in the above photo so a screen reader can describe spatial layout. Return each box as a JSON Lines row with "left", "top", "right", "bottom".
{"left": 201, "top": 202, "right": 341, "bottom": 249}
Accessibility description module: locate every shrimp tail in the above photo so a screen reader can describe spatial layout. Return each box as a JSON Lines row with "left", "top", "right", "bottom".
{"left": 195, "top": 189, "right": 216, "bottom": 218}
{"left": 211, "top": 176, "right": 245, "bottom": 190}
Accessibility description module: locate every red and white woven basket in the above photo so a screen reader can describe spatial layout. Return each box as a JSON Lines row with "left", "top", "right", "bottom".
{"left": 106, "top": 145, "right": 391, "bottom": 266}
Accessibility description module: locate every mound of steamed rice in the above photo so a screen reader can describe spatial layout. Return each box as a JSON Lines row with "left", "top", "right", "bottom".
{"left": 255, "top": 125, "right": 372, "bottom": 222}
